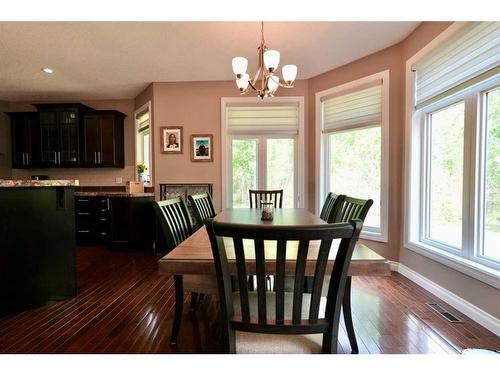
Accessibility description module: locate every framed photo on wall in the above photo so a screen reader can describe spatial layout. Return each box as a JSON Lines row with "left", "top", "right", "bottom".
{"left": 160, "top": 127, "right": 183, "bottom": 154}
{"left": 190, "top": 134, "right": 213, "bottom": 162}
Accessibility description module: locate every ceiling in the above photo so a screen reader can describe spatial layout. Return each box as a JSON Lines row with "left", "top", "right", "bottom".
{"left": 0, "top": 22, "right": 420, "bottom": 101}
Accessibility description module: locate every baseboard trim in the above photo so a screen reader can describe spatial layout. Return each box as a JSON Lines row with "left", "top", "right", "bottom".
{"left": 389, "top": 261, "right": 500, "bottom": 337}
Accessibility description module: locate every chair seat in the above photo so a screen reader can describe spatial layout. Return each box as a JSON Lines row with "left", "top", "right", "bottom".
{"left": 232, "top": 292, "right": 327, "bottom": 354}
{"left": 183, "top": 274, "right": 218, "bottom": 295}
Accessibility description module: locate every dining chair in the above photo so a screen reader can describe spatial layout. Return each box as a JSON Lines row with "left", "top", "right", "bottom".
{"left": 188, "top": 192, "right": 217, "bottom": 229}
{"left": 248, "top": 189, "right": 283, "bottom": 208}
{"left": 319, "top": 193, "right": 345, "bottom": 222}
{"left": 153, "top": 197, "right": 217, "bottom": 345}
{"left": 323, "top": 195, "right": 373, "bottom": 354}
{"left": 206, "top": 217, "right": 363, "bottom": 354}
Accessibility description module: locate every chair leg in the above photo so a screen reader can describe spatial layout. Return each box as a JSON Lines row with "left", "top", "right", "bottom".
{"left": 343, "top": 276, "right": 359, "bottom": 354}
{"left": 189, "top": 292, "right": 199, "bottom": 312}
{"left": 170, "top": 275, "right": 183, "bottom": 345}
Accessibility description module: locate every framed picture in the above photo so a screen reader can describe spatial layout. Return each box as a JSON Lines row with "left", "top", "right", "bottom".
{"left": 190, "top": 134, "right": 213, "bottom": 162}
{"left": 160, "top": 127, "right": 183, "bottom": 154}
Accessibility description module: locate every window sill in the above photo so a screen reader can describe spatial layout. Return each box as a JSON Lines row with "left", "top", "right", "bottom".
{"left": 361, "top": 230, "right": 388, "bottom": 243}
{"left": 405, "top": 240, "right": 500, "bottom": 289}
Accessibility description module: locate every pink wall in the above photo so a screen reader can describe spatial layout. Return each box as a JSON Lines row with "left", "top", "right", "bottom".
{"left": 150, "top": 80, "right": 309, "bottom": 209}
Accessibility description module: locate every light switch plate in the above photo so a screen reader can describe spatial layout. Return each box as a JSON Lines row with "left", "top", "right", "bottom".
{"left": 115, "top": 177, "right": 123, "bottom": 184}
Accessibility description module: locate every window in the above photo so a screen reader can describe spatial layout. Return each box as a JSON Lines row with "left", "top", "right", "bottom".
{"left": 222, "top": 98, "right": 305, "bottom": 209}
{"left": 317, "top": 70, "right": 389, "bottom": 241}
{"left": 135, "top": 102, "right": 152, "bottom": 183}
{"left": 406, "top": 22, "right": 500, "bottom": 283}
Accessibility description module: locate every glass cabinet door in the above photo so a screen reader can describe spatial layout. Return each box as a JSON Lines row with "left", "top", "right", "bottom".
{"left": 39, "top": 111, "right": 59, "bottom": 165}
{"left": 59, "top": 110, "right": 79, "bottom": 165}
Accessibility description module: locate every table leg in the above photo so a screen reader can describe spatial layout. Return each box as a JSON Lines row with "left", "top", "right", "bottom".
{"left": 343, "top": 276, "right": 359, "bottom": 354}
{"left": 171, "top": 275, "right": 183, "bottom": 345}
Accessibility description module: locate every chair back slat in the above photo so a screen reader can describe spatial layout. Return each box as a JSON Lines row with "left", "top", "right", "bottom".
{"left": 206, "top": 219, "right": 363, "bottom": 353}
{"left": 334, "top": 196, "right": 374, "bottom": 223}
{"left": 188, "top": 193, "right": 217, "bottom": 228}
{"left": 153, "top": 197, "right": 193, "bottom": 252}
{"left": 233, "top": 237, "right": 250, "bottom": 323}
{"left": 254, "top": 239, "right": 267, "bottom": 324}
{"left": 320, "top": 193, "right": 346, "bottom": 223}
{"left": 292, "top": 240, "right": 309, "bottom": 324}
{"left": 275, "top": 240, "right": 287, "bottom": 325}
{"left": 308, "top": 239, "right": 333, "bottom": 323}
{"left": 248, "top": 189, "right": 284, "bottom": 208}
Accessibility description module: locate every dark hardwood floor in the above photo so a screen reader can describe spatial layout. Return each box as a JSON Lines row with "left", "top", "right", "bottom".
{"left": 0, "top": 246, "right": 498, "bottom": 354}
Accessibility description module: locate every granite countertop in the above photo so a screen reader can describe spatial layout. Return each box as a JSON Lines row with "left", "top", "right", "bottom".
{"left": 74, "top": 191, "right": 155, "bottom": 198}
{"left": 0, "top": 179, "right": 79, "bottom": 188}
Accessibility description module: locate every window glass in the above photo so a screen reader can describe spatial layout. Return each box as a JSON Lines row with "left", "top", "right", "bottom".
{"left": 267, "top": 138, "right": 295, "bottom": 208}
{"left": 329, "top": 126, "right": 381, "bottom": 229}
{"left": 483, "top": 87, "right": 500, "bottom": 261}
{"left": 427, "top": 102, "right": 465, "bottom": 248}
{"left": 232, "top": 139, "right": 258, "bottom": 208}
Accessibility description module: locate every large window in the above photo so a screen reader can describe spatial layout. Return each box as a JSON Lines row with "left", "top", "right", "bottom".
{"left": 406, "top": 22, "right": 500, "bottom": 282}
{"left": 135, "top": 102, "right": 152, "bottom": 184}
{"left": 222, "top": 98, "right": 304, "bottom": 209}
{"left": 317, "top": 70, "right": 389, "bottom": 241}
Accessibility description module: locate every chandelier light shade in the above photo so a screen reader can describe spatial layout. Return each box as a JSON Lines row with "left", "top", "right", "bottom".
{"left": 232, "top": 57, "right": 248, "bottom": 78}
{"left": 282, "top": 64, "right": 298, "bottom": 85}
{"left": 263, "top": 50, "right": 280, "bottom": 72}
{"left": 231, "top": 22, "right": 298, "bottom": 99}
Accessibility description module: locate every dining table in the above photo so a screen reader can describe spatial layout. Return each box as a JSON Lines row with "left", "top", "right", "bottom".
{"left": 158, "top": 208, "right": 391, "bottom": 353}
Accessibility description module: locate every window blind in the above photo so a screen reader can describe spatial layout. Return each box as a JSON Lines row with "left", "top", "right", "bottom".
{"left": 413, "top": 22, "right": 500, "bottom": 109}
{"left": 226, "top": 106, "right": 299, "bottom": 134}
{"left": 136, "top": 111, "right": 150, "bottom": 133}
{"left": 322, "top": 82, "right": 382, "bottom": 132}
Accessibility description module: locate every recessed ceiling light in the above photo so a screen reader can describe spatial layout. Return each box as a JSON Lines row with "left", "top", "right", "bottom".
{"left": 41, "top": 67, "right": 54, "bottom": 74}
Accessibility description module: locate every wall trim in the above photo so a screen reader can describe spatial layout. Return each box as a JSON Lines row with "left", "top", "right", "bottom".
{"left": 389, "top": 261, "right": 500, "bottom": 336}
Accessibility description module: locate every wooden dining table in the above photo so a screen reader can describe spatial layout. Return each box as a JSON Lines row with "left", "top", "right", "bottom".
{"left": 158, "top": 208, "right": 391, "bottom": 353}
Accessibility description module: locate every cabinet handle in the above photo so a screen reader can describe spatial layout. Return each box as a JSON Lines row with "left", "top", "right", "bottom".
{"left": 54, "top": 151, "right": 58, "bottom": 164}
{"left": 98, "top": 151, "right": 101, "bottom": 164}
{"left": 22, "top": 152, "right": 25, "bottom": 165}
{"left": 26, "top": 152, "right": 30, "bottom": 164}
{"left": 94, "top": 152, "right": 97, "bottom": 164}
{"left": 76, "top": 199, "right": 89, "bottom": 202}
{"left": 77, "top": 230, "right": 90, "bottom": 233}
{"left": 77, "top": 212, "right": 90, "bottom": 215}
{"left": 58, "top": 152, "right": 61, "bottom": 165}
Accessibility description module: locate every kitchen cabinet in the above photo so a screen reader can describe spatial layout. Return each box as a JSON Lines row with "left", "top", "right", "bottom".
{"left": 7, "top": 112, "right": 38, "bottom": 168}
{"left": 34, "top": 103, "right": 92, "bottom": 167}
{"left": 81, "top": 111, "right": 125, "bottom": 168}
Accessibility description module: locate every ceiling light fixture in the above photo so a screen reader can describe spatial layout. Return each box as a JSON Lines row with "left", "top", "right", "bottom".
{"left": 231, "top": 22, "right": 297, "bottom": 99}
{"left": 41, "top": 67, "right": 54, "bottom": 74}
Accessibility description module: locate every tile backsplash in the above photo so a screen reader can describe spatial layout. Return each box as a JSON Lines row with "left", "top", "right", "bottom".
{"left": 11, "top": 166, "right": 136, "bottom": 186}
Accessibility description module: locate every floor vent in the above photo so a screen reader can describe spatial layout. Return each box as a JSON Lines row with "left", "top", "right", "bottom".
{"left": 426, "top": 303, "right": 464, "bottom": 323}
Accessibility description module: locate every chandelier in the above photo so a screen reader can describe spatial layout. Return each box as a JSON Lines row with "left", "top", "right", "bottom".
{"left": 231, "top": 22, "right": 298, "bottom": 99}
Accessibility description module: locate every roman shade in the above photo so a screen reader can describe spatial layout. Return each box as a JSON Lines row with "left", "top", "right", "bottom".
{"left": 136, "top": 111, "right": 150, "bottom": 133}
{"left": 322, "top": 81, "right": 383, "bottom": 133}
{"left": 226, "top": 105, "right": 299, "bottom": 135}
{"left": 413, "top": 22, "right": 500, "bottom": 109}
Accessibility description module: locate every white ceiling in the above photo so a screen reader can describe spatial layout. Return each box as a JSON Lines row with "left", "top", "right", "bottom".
{"left": 0, "top": 22, "right": 420, "bottom": 101}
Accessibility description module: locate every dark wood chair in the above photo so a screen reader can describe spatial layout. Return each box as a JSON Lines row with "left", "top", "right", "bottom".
{"left": 324, "top": 195, "right": 373, "bottom": 354}
{"left": 249, "top": 189, "right": 283, "bottom": 208}
{"left": 319, "top": 193, "right": 345, "bottom": 222}
{"left": 188, "top": 192, "right": 217, "bottom": 228}
{"left": 153, "top": 197, "right": 217, "bottom": 344}
{"left": 206, "top": 218, "right": 363, "bottom": 353}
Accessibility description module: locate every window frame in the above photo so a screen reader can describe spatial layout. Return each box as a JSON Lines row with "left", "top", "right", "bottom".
{"left": 134, "top": 100, "right": 153, "bottom": 185}
{"left": 315, "top": 70, "right": 390, "bottom": 243}
{"left": 404, "top": 32, "right": 500, "bottom": 287}
{"left": 221, "top": 96, "right": 305, "bottom": 210}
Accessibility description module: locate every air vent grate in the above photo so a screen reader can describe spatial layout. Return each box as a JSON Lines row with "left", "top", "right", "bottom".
{"left": 426, "top": 303, "right": 464, "bottom": 323}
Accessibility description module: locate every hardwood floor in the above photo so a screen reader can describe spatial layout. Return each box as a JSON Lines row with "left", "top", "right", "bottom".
{"left": 0, "top": 246, "right": 498, "bottom": 354}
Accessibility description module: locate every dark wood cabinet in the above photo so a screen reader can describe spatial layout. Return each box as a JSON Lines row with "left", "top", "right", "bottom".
{"left": 81, "top": 111, "right": 125, "bottom": 168}
{"left": 75, "top": 195, "right": 155, "bottom": 251}
{"left": 7, "top": 112, "right": 38, "bottom": 168}
{"left": 6, "top": 103, "right": 126, "bottom": 169}
{"left": 34, "top": 103, "right": 92, "bottom": 168}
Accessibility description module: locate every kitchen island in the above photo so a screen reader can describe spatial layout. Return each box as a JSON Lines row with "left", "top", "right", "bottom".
{"left": 0, "top": 180, "right": 78, "bottom": 314}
